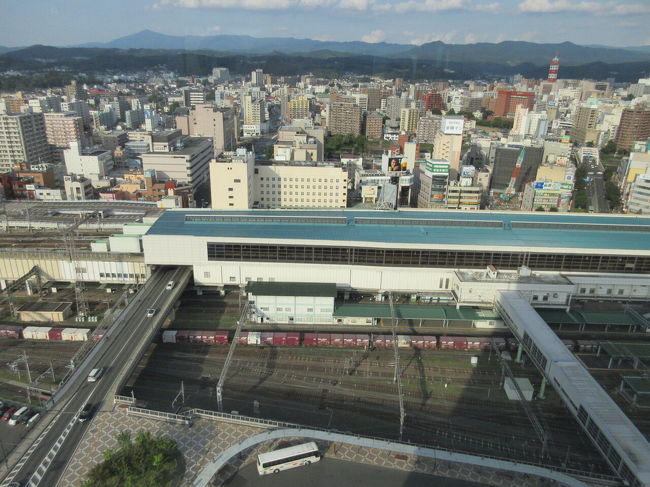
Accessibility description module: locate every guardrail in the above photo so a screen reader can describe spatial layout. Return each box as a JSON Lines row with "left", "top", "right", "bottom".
{"left": 190, "top": 408, "right": 295, "bottom": 429}
{"left": 127, "top": 407, "right": 191, "bottom": 425}
{"left": 113, "top": 395, "right": 135, "bottom": 405}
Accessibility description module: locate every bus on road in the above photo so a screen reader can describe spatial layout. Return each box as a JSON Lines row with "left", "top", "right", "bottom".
{"left": 257, "top": 441, "right": 320, "bottom": 475}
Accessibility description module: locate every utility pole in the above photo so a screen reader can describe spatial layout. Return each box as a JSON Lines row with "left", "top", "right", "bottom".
{"left": 216, "top": 302, "right": 249, "bottom": 411}
{"left": 389, "top": 292, "right": 405, "bottom": 441}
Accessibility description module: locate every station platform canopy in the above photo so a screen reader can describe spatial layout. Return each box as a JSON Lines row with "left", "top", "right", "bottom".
{"left": 332, "top": 303, "right": 500, "bottom": 322}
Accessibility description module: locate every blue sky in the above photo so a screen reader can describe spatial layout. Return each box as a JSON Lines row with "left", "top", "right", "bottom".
{"left": 2, "top": 0, "right": 649, "bottom": 47}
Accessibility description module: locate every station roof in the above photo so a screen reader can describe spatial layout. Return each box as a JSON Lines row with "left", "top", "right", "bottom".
{"left": 247, "top": 281, "right": 337, "bottom": 298}
{"left": 145, "top": 209, "right": 650, "bottom": 252}
{"left": 332, "top": 303, "right": 500, "bottom": 321}
{"left": 622, "top": 377, "right": 650, "bottom": 396}
{"left": 600, "top": 342, "right": 650, "bottom": 360}
{"left": 537, "top": 309, "right": 644, "bottom": 327}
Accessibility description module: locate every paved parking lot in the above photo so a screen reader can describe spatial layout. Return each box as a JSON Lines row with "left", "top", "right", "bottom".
{"left": 0, "top": 419, "right": 31, "bottom": 462}
{"left": 227, "top": 458, "right": 488, "bottom": 487}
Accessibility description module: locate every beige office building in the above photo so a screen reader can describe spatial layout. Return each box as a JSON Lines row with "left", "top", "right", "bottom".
{"left": 571, "top": 105, "right": 600, "bottom": 146}
{"left": 175, "top": 104, "right": 237, "bottom": 156}
{"left": 211, "top": 150, "right": 348, "bottom": 210}
{"left": 0, "top": 112, "right": 50, "bottom": 172}
{"left": 433, "top": 132, "right": 462, "bottom": 173}
{"left": 140, "top": 136, "right": 213, "bottom": 189}
{"left": 288, "top": 96, "right": 311, "bottom": 122}
{"left": 328, "top": 102, "right": 361, "bottom": 136}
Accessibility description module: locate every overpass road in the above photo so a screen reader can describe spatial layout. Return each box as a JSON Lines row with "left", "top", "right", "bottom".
{"left": 0, "top": 266, "right": 191, "bottom": 487}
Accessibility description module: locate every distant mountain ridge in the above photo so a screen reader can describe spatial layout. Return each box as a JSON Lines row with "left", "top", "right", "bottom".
{"left": 76, "top": 30, "right": 650, "bottom": 66}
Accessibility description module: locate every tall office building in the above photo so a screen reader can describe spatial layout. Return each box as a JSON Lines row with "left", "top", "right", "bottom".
{"left": 251, "top": 69, "right": 264, "bottom": 87}
{"left": 571, "top": 105, "right": 601, "bottom": 146}
{"left": 416, "top": 115, "right": 442, "bottom": 144}
{"left": 615, "top": 107, "right": 650, "bottom": 152}
{"left": 0, "top": 112, "right": 50, "bottom": 172}
{"left": 422, "top": 91, "right": 446, "bottom": 112}
{"left": 328, "top": 102, "right": 362, "bottom": 136}
{"left": 43, "top": 112, "right": 84, "bottom": 163}
{"left": 140, "top": 137, "right": 213, "bottom": 189}
{"left": 494, "top": 91, "right": 535, "bottom": 118}
{"left": 175, "top": 104, "right": 237, "bottom": 156}
{"left": 400, "top": 108, "right": 419, "bottom": 134}
{"left": 362, "top": 87, "right": 382, "bottom": 112}
{"left": 243, "top": 95, "right": 266, "bottom": 125}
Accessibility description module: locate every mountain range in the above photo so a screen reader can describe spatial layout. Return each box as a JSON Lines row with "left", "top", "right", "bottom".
{"left": 77, "top": 30, "right": 650, "bottom": 67}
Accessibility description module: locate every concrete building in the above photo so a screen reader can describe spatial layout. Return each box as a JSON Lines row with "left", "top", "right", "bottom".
{"left": 399, "top": 108, "right": 419, "bottom": 134}
{"left": 365, "top": 112, "right": 383, "bottom": 140}
{"left": 616, "top": 107, "right": 650, "bottom": 152}
{"left": 64, "top": 80, "right": 86, "bottom": 102}
{"left": 414, "top": 159, "right": 450, "bottom": 208}
{"left": 361, "top": 86, "right": 381, "bottom": 112}
{"left": 627, "top": 169, "right": 650, "bottom": 214}
{"left": 416, "top": 115, "right": 442, "bottom": 144}
{"left": 243, "top": 95, "right": 266, "bottom": 136}
{"left": 247, "top": 281, "right": 336, "bottom": 324}
{"left": 175, "top": 104, "right": 237, "bottom": 156}
{"left": 140, "top": 136, "right": 212, "bottom": 189}
{"left": 43, "top": 112, "right": 84, "bottom": 164}
{"left": 571, "top": 105, "right": 601, "bottom": 146}
{"left": 182, "top": 88, "right": 206, "bottom": 108}
{"left": 446, "top": 182, "right": 482, "bottom": 210}
{"left": 0, "top": 112, "right": 51, "bottom": 173}
{"left": 63, "top": 175, "right": 94, "bottom": 200}
{"left": 210, "top": 149, "right": 348, "bottom": 210}
{"left": 64, "top": 141, "right": 113, "bottom": 182}
{"left": 212, "top": 67, "right": 230, "bottom": 82}
{"left": 328, "top": 102, "right": 361, "bottom": 136}
{"left": 494, "top": 91, "right": 535, "bottom": 118}
{"left": 356, "top": 169, "right": 414, "bottom": 208}
{"left": 433, "top": 132, "right": 463, "bottom": 174}
{"left": 251, "top": 69, "right": 264, "bottom": 87}
{"left": 520, "top": 181, "right": 574, "bottom": 211}
{"left": 288, "top": 96, "right": 311, "bottom": 122}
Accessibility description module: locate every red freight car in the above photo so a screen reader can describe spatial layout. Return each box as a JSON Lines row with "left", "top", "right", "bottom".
{"left": 213, "top": 331, "right": 229, "bottom": 344}
{"left": 373, "top": 335, "right": 394, "bottom": 348}
{"left": 440, "top": 336, "right": 468, "bottom": 350}
{"left": 238, "top": 331, "right": 249, "bottom": 345}
{"left": 175, "top": 330, "right": 192, "bottom": 343}
{"left": 331, "top": 334, "right": 344, "bottom": 347}
{"left": 286, "top": 332, "right": 300, "bottom": 346}
{"left": 356, "top": 334, "right": 370, "bottom": 348}
{"left": 48, "top": 328, "right": 64, "bottom": 341}
{"left": 272, "top": 332, "right": 287, "bottom": 346}
{"left": 411, "top": 336, "right": 437, "bottom": 349}
{"left": 261, "top": 332, "right": 274, "bottom": 345}
{"left": 0, "top": 325, "right": 23, "bottom": 339}
{"left": 316, "top": 333, "right": 331, "bottom": 346}
{"left": 303, "top": 333, "right": 317, "bottom": 347}
{"left": 343, "top": 334, "right": 356, "bottom": 347}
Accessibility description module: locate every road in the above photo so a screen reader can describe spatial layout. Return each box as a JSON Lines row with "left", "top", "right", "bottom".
{"left": 2, "top": 266, "right": 189, "bottom": 487}
{"left": 228, "top": 458, "right": 489, "bottom": 487}
{"left": 584, "top": 157, "right": 609, "bottom": 213}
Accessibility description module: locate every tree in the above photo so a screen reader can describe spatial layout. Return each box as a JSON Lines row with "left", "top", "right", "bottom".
{"left": 549, "top": 206, "right": 559, "bottom": 212}
{"left": 601, "top": 140, "right": 617, "bottom": 155}
{"left": 573, "top": 190, "right": 588, "bottom": 210}
{"left": 605, "top": 181, "right": 622, "bottom": 209}
{"left": 265, "top": 146, "right": 274, "bottom": 160}
{"left": 82, "top": 431, "right": 180, "bottom": 487}
{"left": 446, "top": 108, "right": 456, "bottom": 115}
{"left": 535, "top": 206, "right": 546, "bottom": 211}
{"left": 625, "top": 93, "right": 635, "bottom": 101}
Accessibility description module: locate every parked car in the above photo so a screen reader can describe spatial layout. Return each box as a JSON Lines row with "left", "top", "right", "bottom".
{"left": 2, "top": 407, "right": 17, "bottom": 421}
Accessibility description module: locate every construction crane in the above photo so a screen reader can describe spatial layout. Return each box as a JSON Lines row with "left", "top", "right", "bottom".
{"left": 216, "top": 301, "right": 250, "bottom": 411}
{"left": 60, "top": 212, "right": 96, "bottom": 318}
{"left": 388, "top": 292, "right": 406, "bottom": 441}
{"left": 501, "top": 147, "right": 526, "bottom": 201}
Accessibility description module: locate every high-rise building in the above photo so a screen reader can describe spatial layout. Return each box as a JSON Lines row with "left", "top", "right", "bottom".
{"left": 0, "top": 112, "right": 50, "bottom": 172}
{"left": 494, "top": 91, "right": 535, "bottom": 118}
{"left": 175, "top": 104, "right": 237, "bottom": 156}
{"left": 362, "top": 87, "right": 382, "bottom": 112}
{"left": 571, "top": 105, "right": 601, "bottom": 146}
{"left": 328, "top": 102, "right": 362, "bottom": 136}
{"left": 43, "top": 112, "right": 84, "bottom": 163}
{"left": 615, "top": 107, "right": 650, "bottom": 152}
{"left": 182, "top": 89, "right": 206, "bottom": 108}
{"left": 548, "top": 56, "right": 560, "bottom": 83}
{"left": 64, "top": 141, "right": 113, "bottom": 181}
{"left": 288, "top": 96, "right": 311, "bottom": 122}
{"left": 243, "top": 95, "right": 266, "bottom": 127}
{"left": 64, "top": 80, "right": 86, "bottom": 102}
{"left": 399, "top": 108, "right": 419, "bottom": 134}
{"left": 416, "top": 115, "right": 442, "bottom": 144}
{"left": 251, "top": 69, "right": 264, "bottom": 87}
{"left": 365, "top": 112, "right": 384, "bottom": 140}
{"left": 422, "top": 91, "right": 446, "bottom": 112}
{"left": 140, "top": 136, "right": 213, "bottom": 189}
{"left": 212, "top": 67, "right": 230, "bottom": 82}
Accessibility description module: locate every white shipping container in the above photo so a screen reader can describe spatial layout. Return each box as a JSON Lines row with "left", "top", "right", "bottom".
{"left": 91, "top": 241, "right": 110, "bottom": 253}
{"left": 23, "top": 326, "right": 52, "bottom": 340}
{"left": 474, "top": 320, "right": 506, "bottom": 329}
{"left": 247, "top": 331, "right": 261, "bottom": 345}
{"left": 503, "top": 377, "right": 534, "bottom": 401}
{"left": 162, "top": 330, "right": 177, "bottom": 344}
{"left": 62, "top": 328, "right": 90, "bottom": 341}
{"left": 397, "top": 335, "right": 411, "bottom": 348}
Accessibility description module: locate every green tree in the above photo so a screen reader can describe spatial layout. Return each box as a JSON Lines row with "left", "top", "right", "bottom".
{"left": 82, "top": 430, "right": 180, "bottom": 487}
{"left": 605, "top": 181, "right": 622, "bottom": 209}
{"left": 265, "top": 146, "right": 274, "bottom": 160}
{"left": 535, "top": 206, "right": 545, "bottom": 211}
{"left": 573, "top": 190, "right": 588, "bottom": 210}
{"left": 549, "top": 206, "right": 559, "bottom": 212}
{"left": 601, "top": 140, "right": 617, "bottom": 155}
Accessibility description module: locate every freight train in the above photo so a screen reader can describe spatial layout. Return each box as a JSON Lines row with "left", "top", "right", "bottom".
{"left": 0, "top": 325, "right": 599, "bottom": 353}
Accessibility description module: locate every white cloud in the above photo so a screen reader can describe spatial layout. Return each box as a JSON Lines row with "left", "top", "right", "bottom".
{"left": 464, "top": 33, "right": 477, "bottom": 43}
{"left": 408, "top": 30, "right": 458, "bottom": 45}
{"left": 474, "top": 1, "right": 500, "bottom": 12}
{"left": 394, "top": 0, "right": 465, "bottom": 13}
{"left": 339, "top": 0, "right": 371, "bottom": 9}
{"left": 211, "top": 25, "right": 221, "bottom": 32}
{"left": 518, "top": 0, "right": 650, "bottom": 15}
{"left": 361, "top": 29, "right": 386, "bottom": 43}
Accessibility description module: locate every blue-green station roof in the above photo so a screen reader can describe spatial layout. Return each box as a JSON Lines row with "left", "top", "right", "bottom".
{"left": 145, "top": 209, "right": 650, "bottom": 251}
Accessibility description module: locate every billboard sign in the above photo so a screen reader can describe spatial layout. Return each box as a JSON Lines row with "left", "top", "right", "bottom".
{"left": 533, "top": 181, "right": 574, "bottom": 191}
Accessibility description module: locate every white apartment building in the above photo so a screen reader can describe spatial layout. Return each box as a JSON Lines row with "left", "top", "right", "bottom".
{"left": 0, "top": 112, "right": 51, "bottom": 172}
{"left": 140, "top": 136, "right": 213, "bottom": 189}
{"left": 627, "top": 169, "right": 650, "bottom": 214}
{"left": 64, "top": 141, "right": 113, "bottom": 182}
{"left": 210, "top": 150, "right": 348, "bottom": 210}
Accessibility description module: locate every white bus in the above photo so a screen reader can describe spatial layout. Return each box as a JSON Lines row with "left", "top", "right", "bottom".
{"left": 257, "top": 441, "right": 320, "bottom": 475}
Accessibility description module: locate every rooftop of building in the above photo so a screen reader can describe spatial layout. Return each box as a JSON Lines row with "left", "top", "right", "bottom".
{"left": 145, "top": 209, "right": 650, "bottom": 252}
{"left": 247, "top": 281, "right": 337, "bottom": 298}
{"left": 144, "top": 136, "right": 211, "bottom": 156}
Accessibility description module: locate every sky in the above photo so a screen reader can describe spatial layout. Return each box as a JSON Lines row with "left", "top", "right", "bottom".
{"left": 1, "top": 0, "right": 650, "bottom": 47}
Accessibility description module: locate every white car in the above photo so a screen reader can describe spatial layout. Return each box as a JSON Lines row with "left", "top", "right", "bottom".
{"left": 165, "top": 281, "right": 175, "bottom": 290}
{"left": 146, "top": 308, "right": 157, "bottom": 318}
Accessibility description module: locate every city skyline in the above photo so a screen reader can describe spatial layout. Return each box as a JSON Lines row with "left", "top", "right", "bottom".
{"left": 1, "top": 0, "right": 649, "bottom": 48}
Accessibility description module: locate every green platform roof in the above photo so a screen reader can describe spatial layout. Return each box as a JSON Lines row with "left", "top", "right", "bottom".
{"left": 332, "top": 304, "right": 499, "bottom": 321}
{"left": 600, "top": 342, "right": 650, "bottom": 360}
{"left": 247, "top": 281, "right": 337, "bottom": 298}
{"left": 622, "top": 377, "right": 650, "bottom": 396}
